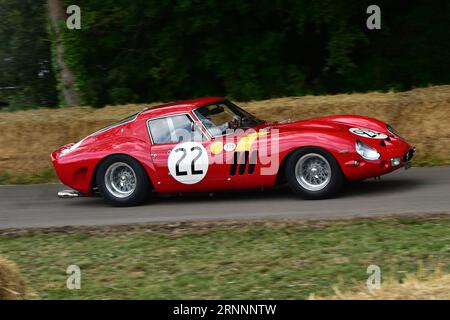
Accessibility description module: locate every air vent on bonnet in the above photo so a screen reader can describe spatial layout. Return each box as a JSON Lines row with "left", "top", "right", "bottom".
{"left": 379, "top": 135, "right": 394, "bottom": 147}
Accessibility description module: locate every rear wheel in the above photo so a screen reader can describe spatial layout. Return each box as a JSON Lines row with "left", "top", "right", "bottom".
{"left": 285, "top": 147, "right": 344, "bottom": 199}
{"left": 96, "top": 155, "right": 151, "bottom": 206}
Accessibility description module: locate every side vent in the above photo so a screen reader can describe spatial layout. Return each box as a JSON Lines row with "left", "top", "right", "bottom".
{"left": 229, "top": 151, "right": 258, "bottom": 176}
{"left": 230, "top": 152, "right": 239, "bottom": 176}
{"left": 248, "top": 151, "right": 257, "bottom": 174}
{"left": 238, "top": 151, "right": 249, "bottom": 175}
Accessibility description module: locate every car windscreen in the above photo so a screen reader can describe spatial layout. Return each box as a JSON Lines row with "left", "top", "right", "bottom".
{"left": 194, "top": 101, "right": 263, "bottom": 136}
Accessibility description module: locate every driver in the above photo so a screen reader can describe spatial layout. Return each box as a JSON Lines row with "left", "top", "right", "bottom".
{"left": 198, "top": 114, "right": 240, "bottom": 137}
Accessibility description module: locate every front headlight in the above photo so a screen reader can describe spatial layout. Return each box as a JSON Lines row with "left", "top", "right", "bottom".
{"left": 355, "top": 140, "right": 380, "bottom": 160}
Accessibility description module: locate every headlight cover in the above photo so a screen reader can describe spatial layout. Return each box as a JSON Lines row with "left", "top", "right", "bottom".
{"left": 355, "top": 140, "right": 380, "bottom": 160}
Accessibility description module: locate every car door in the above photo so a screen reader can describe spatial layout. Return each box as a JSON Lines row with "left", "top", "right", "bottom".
{"left": 192, "top": 102, "right": 277, "bottom": 190}
{"left": 221, "top": 129, "right": 275, "bottom": 189}
{"left": 148, "top": 113, "right": 225, "bottom": 193}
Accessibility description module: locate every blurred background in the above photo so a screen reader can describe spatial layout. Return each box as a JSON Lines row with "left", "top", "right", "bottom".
{"left": 1, "top": 0, "right": 449, "bottom": 110}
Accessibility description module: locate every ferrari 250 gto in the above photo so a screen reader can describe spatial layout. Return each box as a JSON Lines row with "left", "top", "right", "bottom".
{"left": 51, "top": 97, "right": 415, "bottom": 206}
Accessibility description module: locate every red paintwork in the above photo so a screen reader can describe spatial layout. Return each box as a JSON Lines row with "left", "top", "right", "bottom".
{"left": 51, "top": 97, "right": 414, "bottom": 196}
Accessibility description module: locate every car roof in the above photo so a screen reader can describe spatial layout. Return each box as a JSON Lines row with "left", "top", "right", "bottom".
{"left": 138, "top": 97, "right": 224, "bottom": 119}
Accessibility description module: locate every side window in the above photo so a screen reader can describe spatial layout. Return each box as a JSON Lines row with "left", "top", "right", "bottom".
{"left": 149, "top": 115, "right": 205, "bottom": 144}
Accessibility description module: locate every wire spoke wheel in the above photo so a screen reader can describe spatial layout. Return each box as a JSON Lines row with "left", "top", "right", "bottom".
{"left": 295, "top": 153, "right": 331, "bottom": 191}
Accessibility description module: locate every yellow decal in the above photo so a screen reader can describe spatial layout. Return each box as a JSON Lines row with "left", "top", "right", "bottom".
{"left": 210, "top": 141, "right": 224, "bottom": 155}
{"left": 235, "top": 131, "right": 269, "bottom": 152}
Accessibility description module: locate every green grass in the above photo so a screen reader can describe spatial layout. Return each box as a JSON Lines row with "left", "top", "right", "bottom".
{"left": 0, "top": 169, "right": 58, "bottom": 185}
{"left": 412, "top": 158, "right": 450, "bottom": 167}
{"left": 0, "top": 216, "right": 449, "bottom": 299}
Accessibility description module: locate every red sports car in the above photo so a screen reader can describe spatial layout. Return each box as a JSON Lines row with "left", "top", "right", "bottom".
{"left": 51, "top": 97, "right": 415, "bottom": 206}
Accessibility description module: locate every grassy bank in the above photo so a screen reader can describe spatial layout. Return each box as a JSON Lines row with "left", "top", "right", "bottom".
{"left": 314, "top": 271, "right": 450, "bottom": 299}
{"left": 0, "top": 170, "right": 58, "bottom": 185}
{"left": 0, "top": 256, "right": 35, "bottom": 299}
{"left": 0, "top": 216, "right": 449, "bottom": 299}
{"left": 1, "top": 85, "right": 449, "bottom": 184}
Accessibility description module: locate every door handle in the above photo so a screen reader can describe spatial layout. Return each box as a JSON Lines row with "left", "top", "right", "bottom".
{"left": 151, "top": 154, "right": 158, "bottom": 158}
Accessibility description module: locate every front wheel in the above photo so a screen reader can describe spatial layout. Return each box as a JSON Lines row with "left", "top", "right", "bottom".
{"left": 96, "top": 155, "right": 151, "bottom": 206}
{"left": 285, "top": 147, "right": 344, "bottom": 199}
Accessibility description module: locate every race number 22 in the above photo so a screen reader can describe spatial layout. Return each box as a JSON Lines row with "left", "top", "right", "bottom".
{"left": 174, "top": 146, "right": 204, "bottom": 176}
{"left": 168, "top": 142, "right": 209, "bottom": 184}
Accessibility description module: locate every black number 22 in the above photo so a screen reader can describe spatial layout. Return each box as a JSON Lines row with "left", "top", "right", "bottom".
{"left": 174, "top": 147, "right": 204, "bottom": 176}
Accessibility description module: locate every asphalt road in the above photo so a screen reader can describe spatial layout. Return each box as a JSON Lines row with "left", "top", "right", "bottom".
{"left": 0, "top": 166, "right": 449, "bottom": 229}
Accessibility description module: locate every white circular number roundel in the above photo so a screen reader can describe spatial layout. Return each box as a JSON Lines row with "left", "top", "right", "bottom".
{"left": 349, "top": 127, "right": 388, "bottom": 139}
{"left": 168, "top": 142, "right": 209, "bottom": 184}
{"left": 224, "top": 142, "right": 236, "bottom": 152}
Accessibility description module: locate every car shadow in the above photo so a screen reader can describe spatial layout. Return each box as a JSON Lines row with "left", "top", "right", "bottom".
{"left": 154, "top": 185, "right": 296, "bottom": 204}
{"left": 65, "top": 176, "right": 426, "bottom": 208}
{"left": 339, "top": 177, "right": 425, "bottom": 198}
{"left": 153, "top": 177, "right": 426, "bottom": 204}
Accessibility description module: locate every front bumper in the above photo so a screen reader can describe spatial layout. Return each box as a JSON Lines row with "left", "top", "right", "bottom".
{"left": 403, "top": 147, "right": 416, "bottom": 163}
{"left": 341, "top": 142, "right": 416, "bottom": 181}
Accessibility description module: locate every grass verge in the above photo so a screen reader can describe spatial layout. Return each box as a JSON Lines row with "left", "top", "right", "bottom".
{"left": 312, "top": 270, "right": 450, "bottom": 299}
{"left": 0, "top": 169, "right": 58, "bottom": 185}
{"left": 0, "top": 216, "right": 449, "bottom": 299}
{"left": 0, "top": 256, "right": 36, "bottom": 299}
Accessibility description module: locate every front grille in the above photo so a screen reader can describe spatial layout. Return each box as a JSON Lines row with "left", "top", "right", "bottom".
{"left": 403, "top": 148, "right": 416, "bottom": 162}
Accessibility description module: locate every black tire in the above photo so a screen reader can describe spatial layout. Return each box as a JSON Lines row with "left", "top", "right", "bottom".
{"left": 285, "top": 147, "right": 344, "bottom": 199}
{"left": 96, "top": 154, "right": 151, "bottom": 207}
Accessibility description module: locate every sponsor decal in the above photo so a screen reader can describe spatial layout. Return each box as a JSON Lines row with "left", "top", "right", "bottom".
{"left": 223, "top": 142, "right": 236, "bottom": 152}
{"left": 235, "top": 131, "right": 269, "bottom": 152}
{"left": 210, "top": 141, "right": 224, "bottom": 155}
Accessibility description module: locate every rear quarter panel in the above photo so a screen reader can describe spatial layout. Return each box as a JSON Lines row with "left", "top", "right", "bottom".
{"left": 52, "top": 117, "right": 156, "bottom": 195}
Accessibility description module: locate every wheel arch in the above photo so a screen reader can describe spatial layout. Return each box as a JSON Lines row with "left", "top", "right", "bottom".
{"left": 90, "top": 153, "right": 154, "bottom": 193}
{"left": 275, "top": 145, "right": 343, "bottom": 186}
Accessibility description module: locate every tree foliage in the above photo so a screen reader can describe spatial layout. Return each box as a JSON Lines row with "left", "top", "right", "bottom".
{"left": 60, "top": 0, "right": 450, "bottom": 107}
{"left": 0, "top": 0, "right": 57, "bottom": 109}
{"left": 1, "top": 1, "right": 449, "bottom": 109}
